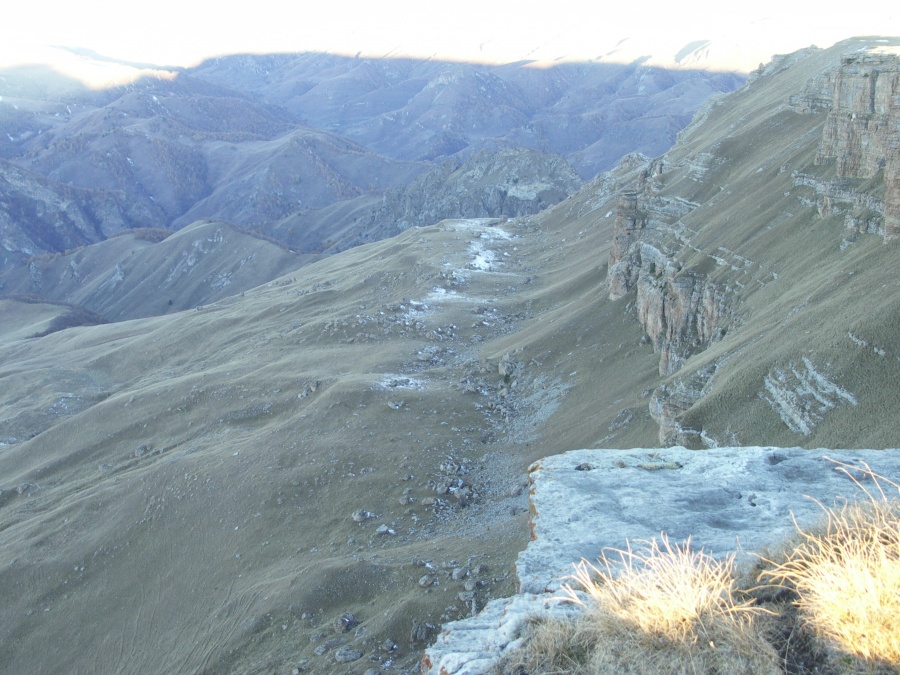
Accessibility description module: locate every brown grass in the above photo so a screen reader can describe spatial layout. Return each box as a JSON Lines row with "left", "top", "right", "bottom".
{"left": 496, "top": 461, "right": 900, "bottom": 674}
{"left": 493, "top": 535, "right": 780, "bottom": 674}
{"left": 760, "top": 461, "right": 900, "bottom": 671}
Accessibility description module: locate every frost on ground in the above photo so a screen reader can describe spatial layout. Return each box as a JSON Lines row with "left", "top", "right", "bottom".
{"left": 467, "top": 240, "right": 499, "bottom": 271}
{"left": 425, "top": 288, "right": 470, "bottom": 304}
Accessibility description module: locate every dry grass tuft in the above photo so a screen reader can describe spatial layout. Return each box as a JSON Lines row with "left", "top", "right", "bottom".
{"left": 760, "top": 460, "right": 900, "bottom": 669}
{"left": 559, "top": 534, "right": 760, "bottom": 643}
{"left": 494, "top": 534, "right": 779, "bottom": 674}
{"left": 494, "top": 460, "right": 900, "bottom": 674}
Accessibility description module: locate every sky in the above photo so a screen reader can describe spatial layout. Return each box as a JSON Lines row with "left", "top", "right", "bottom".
{"left": 1, "top": 0, "right": 899, "bottom": 84}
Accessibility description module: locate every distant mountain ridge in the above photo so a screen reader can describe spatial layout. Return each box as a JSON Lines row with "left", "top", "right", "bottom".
{"left": 0, "top": 36, "right": 897, "bottom": 675}
{"left": 190, "top": 52, "right": 744, "bottom": 177}
{"left": 0, "top": 49, "right": 744, "bottom": 269}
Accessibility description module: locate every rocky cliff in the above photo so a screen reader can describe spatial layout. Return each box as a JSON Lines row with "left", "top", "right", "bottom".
{"left": 794, "top": 48, "right": 900, "bottom": 241}
{"left": 606, "top": 161, "right": 735, "bottom": 376}
{"left": 599, "top": 39, "right": 899, "bottom": 444}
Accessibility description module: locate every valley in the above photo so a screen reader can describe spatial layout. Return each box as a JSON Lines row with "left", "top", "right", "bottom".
{"left": 0, "top": 36, "right": 898, "bottom": 675}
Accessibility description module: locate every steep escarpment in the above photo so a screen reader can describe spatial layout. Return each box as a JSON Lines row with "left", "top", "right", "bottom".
{"left": 793, "top": 48, "right": 900, "bottom": 241}
{"left": 598, "top": 38, "right": 899, "bottom": 446}
{"left": 606, "top": 162, "right": 735, "bottom": 377}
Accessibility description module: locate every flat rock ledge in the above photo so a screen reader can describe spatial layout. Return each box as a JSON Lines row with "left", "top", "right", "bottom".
{"left": 422, "top": 446, "right": 900, "bottom": 674}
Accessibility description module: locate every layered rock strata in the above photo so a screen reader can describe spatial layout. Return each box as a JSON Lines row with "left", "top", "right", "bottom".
{"left": 606, "top": 160, "right": 734, "bottom": 376}
{"left": 794, "top": 49, "right": 900, "bottom": 241}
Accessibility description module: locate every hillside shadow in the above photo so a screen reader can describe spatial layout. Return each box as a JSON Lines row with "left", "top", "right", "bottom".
{"left": 1, "top": 49, "right": 746, "bottom": 178}
{"left": 0, "top": 48, "right": 746, "bottom": 279}
{"left": 186, "top": 51, "right": 747, "bottom": 177}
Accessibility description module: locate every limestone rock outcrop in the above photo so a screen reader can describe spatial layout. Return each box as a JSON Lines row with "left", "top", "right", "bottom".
{"left": 606, "top": 158, "right": 734, "bottom": 376}
{"left": 794, "top": 49, "right": 900, "bottom": 241}
{"left": 648, "top": 362, "right": 719, "bottom": 447}
{"left": 423, "top": 447, "right": 900, "bottom": 674}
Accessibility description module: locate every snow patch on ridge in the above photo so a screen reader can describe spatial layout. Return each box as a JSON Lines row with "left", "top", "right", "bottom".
{"left": 467, "top": 240, "right": 499, "bottom": 271}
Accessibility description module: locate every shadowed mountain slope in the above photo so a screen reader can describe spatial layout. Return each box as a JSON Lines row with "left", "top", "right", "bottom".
{"left": 190, "top": 53, "right": 745, "bottom": 178}
{"left": 1, "top": 52, "right": 742, "bottom": 267}
{"left": 0, "top": 37, "right": 897, "bottom": 674}
{"left": 270, "top": 146, "right": 585, "bottom": 253}
{"left": 0, "top": 158, "right": 139, "bottom": 262}
{"left": 0, "top": 221, "right": 322, "bottom": 321}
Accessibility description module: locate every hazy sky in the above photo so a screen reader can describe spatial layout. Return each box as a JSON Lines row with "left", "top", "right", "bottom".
{"left": 2, "top": 0, "right": 899, "bottom": 76}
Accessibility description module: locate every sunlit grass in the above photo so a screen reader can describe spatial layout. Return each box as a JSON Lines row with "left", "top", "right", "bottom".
{"left": 559, "top": 534, "right": 760, "bottom": 643}
{"left": 760, "top": 461, "right": 900, "bottom": 669}
{"left": 493, "top": 460, "right": 900, "bottom": 674}
{"left": 492, "top": 535, "right": 779, "bottom": 674}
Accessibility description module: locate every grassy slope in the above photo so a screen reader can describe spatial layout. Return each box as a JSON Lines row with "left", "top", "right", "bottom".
{"left": 0, "top": 300, "right": 71, "bottom": 344}
{"left": 0, "top": 221, "right": 324, "bottom": 322}
{"left": 0, "top": 39, "right": 897, "bottom": 674}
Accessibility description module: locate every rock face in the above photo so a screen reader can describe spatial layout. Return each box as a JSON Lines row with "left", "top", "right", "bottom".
{"left": 422, "top": 446, "right": 900, "bottom": 674}
{"left": 649, "top": 362, "right": 720, "bottom": 447}
{"left": 606, "top": 161, "right": 734, "bottom": 376}
{"left": 794, "top": 49, "right": 900, "bottom": 241}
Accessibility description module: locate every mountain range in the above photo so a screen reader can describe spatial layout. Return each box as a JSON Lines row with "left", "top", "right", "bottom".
{"left": 0, "top": 50, "right": 742, "bottom": 264}
{"left": 0, "top": 36, "right": 898, "bottom": 675}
